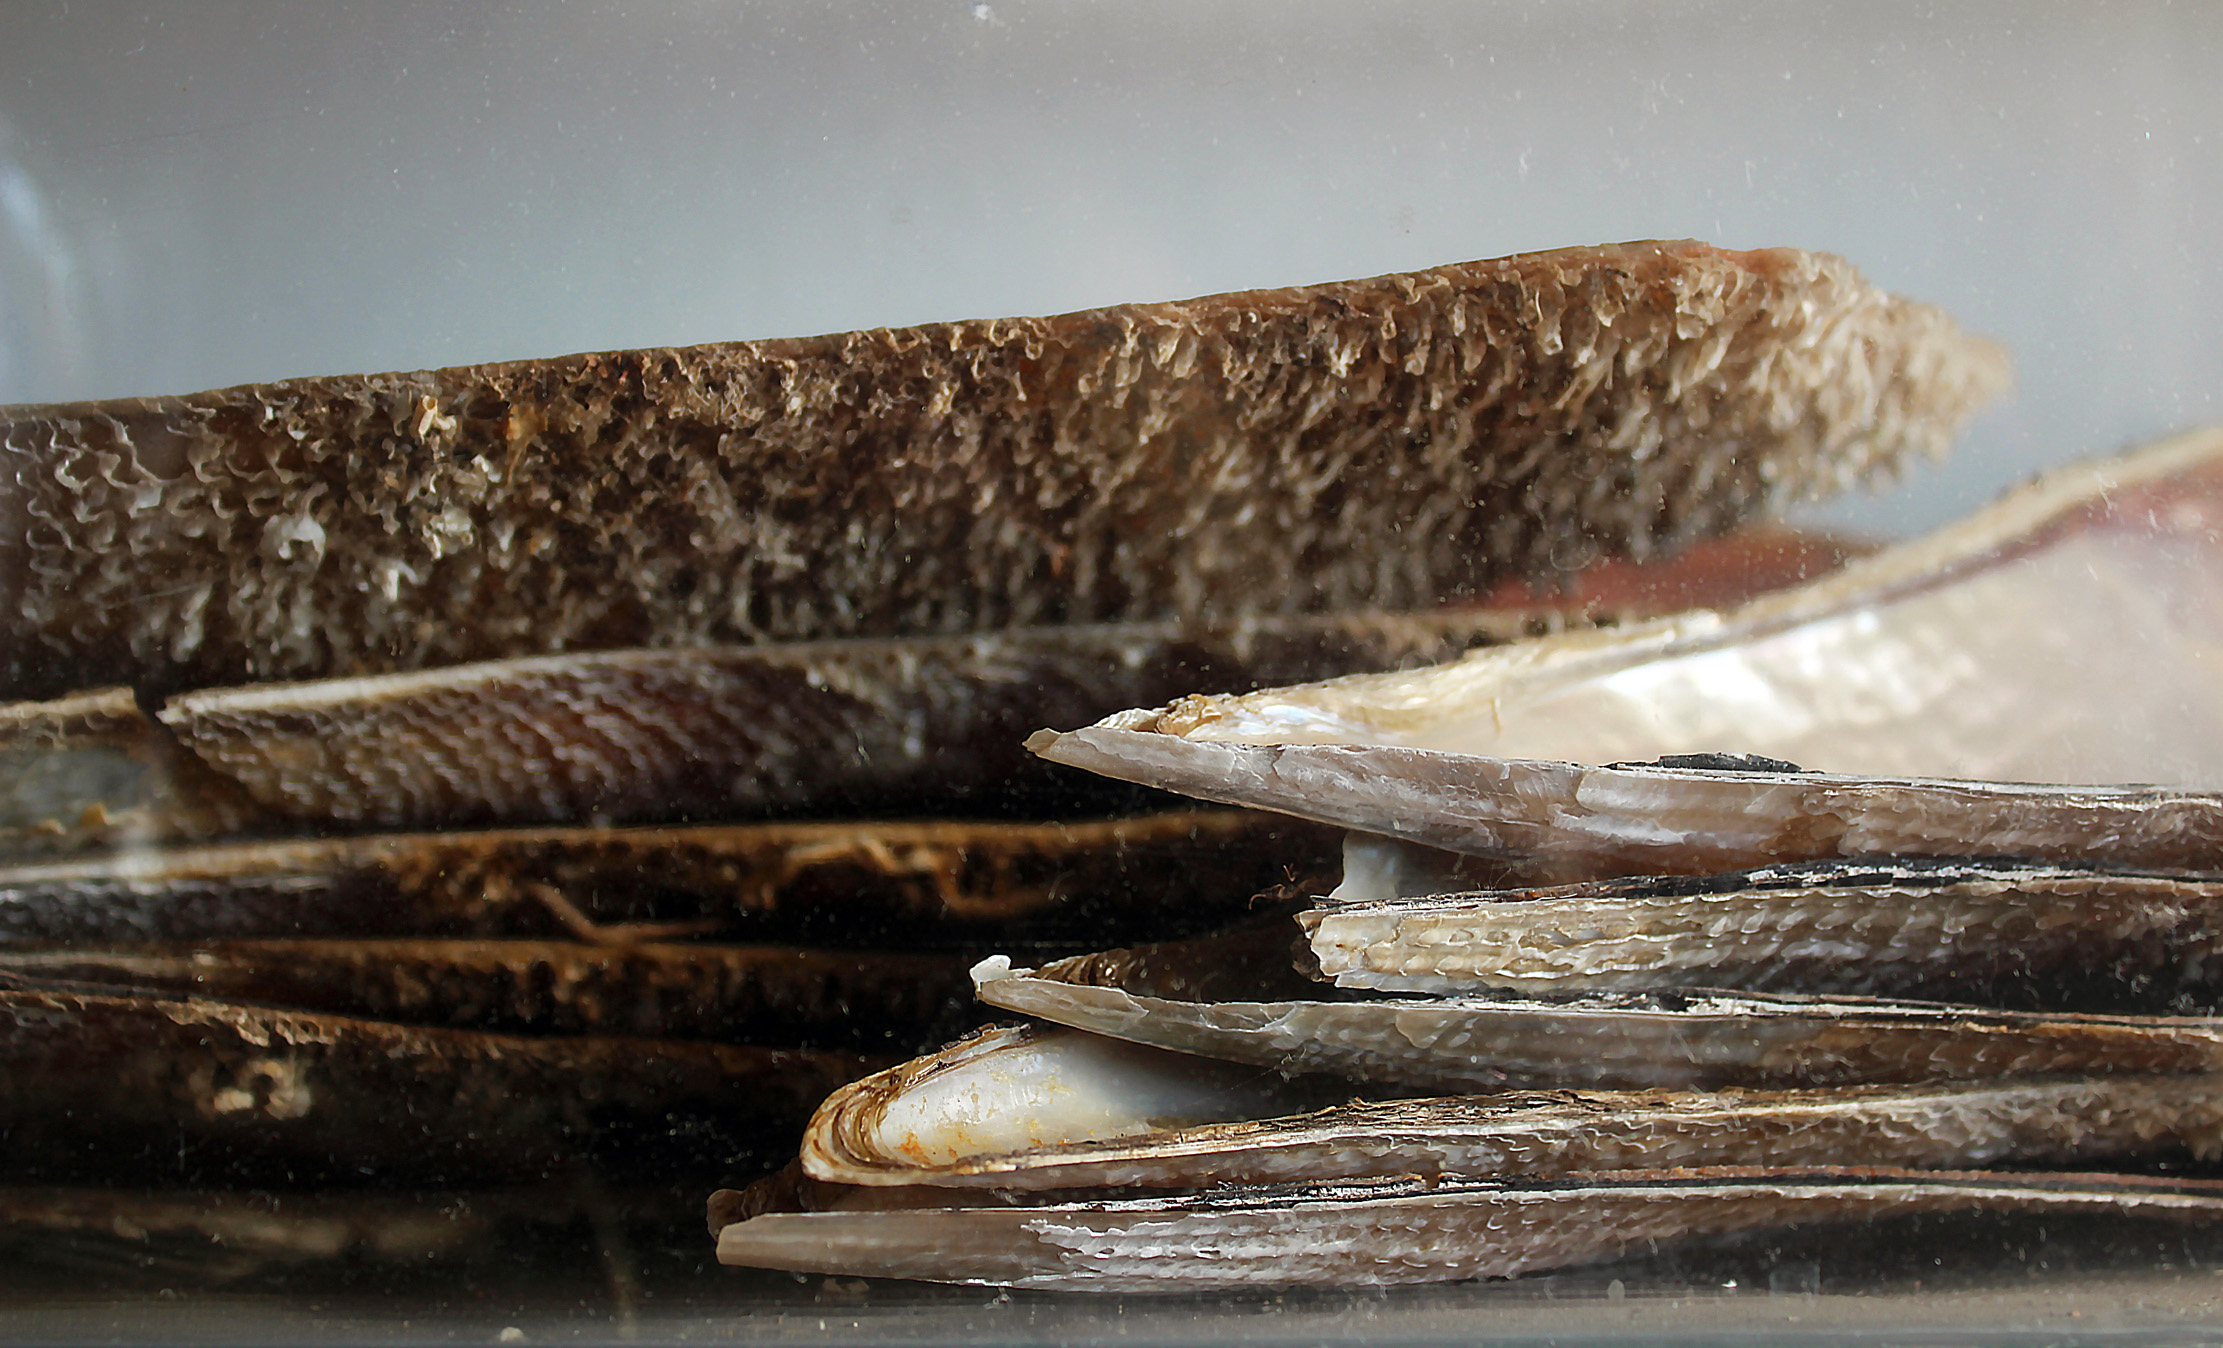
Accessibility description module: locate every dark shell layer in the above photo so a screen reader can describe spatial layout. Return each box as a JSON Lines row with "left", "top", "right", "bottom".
{"left": 974, "top": 937, "right": 2223, "bottom": 1091}
{"left": 0, "top": 810, "right": 1338, "bottom": 950}
{"left": 0, "top": 940, "right": 979, "bottom": 1052}
{"left": 714, "top": 1169, "right": 2223, "bottom": 1291}
{"left": 0, "top": 980, "right": 877, "bottom": 1184}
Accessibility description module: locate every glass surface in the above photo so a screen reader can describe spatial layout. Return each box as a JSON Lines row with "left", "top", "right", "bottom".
{"left": 3, "top": 2, "right": 2222, "bottom": 1342}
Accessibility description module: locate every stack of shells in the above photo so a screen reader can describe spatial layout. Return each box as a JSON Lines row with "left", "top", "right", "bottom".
{"left": 0, "top": 241, "right": 2006, "bottom": 1284}
{"left": 714, "top": 428, "right": 2223, "bottom": 1290}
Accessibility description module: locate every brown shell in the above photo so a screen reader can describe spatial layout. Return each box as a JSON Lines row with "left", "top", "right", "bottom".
{"left": 0, "top": 528, "right": 1856, "bottom": 846}
{"left": 0, "top": 939, "right": 980, "bottom": 1052}
{"left": 710, "top": 1168, "right": 2223, "bottom": 1291}
{"left": 1301, "top": 860, "right": 2223, "bottom": 1009}
{"left": 0, "top": 1186, "right": 504, "bottom": 1280}
{"left": 0, "top": 810, "right": 1341, "bottom": 950}
{"left": 1026, "top": 731, "right": 2223, "bottom": 881}
{"left": 0, "top": 980, "right": 878, "bottom": 1184}
{"left": 0, "top": 241, "right": 2005, "bottom": 699}
{"left": 147, "top": 611, "right": 1597, "bottom": 832}
{"left": 799, "top": 1055, "right": 2223, "bottom": 1191}
{"left": 976, "top": 935, "right": 2223, "bottom": 1092}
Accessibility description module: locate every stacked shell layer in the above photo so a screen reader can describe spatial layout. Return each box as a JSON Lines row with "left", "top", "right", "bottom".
{"left": 0, "top": 242, "right": 2011, "bottom": 1288}
{"left": 712, "top": 433, "right": 2223, "bottom": 1290}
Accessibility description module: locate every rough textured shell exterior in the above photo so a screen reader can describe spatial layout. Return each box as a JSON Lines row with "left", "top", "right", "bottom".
{"left": 0, "top": 242, "right": 2005, "bottom": 698}
{"left": 142, "top": 612, "right": 1584, "bottom": 832}
{"left": 0, "top": 531, "right": 1851, "bottom": 847}
{"left": 714, "top": 1170, "right": 2223, "bottom": 1291}
{"left": 1303, "top": 860, "right": 2223, "bottom": 1005}
{"left": 972, "top": 949, "right": 2223, "bottom": 1091}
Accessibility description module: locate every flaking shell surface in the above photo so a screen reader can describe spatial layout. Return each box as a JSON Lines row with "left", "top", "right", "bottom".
{"left": 1, "top": 241, "right": 2006, "bottom": 698}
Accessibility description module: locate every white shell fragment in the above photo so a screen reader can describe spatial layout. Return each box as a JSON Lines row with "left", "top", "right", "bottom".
{"left": 798, "top": 1024, "right": 1331, "bottom": 1185}
{"left": 716, "top": 1169, "right": 2223, "bottom": 1291}
{"left": 1069, "top": 428, "right": 2223, "bottom": 788}
{"left": 1303, "top": 860, "right": 2223, "bottom": 1003}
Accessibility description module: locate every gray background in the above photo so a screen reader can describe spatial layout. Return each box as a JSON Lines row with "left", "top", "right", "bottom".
{"left": 1, "top": 0, "right": 2217, "bottom": 535}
